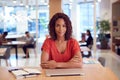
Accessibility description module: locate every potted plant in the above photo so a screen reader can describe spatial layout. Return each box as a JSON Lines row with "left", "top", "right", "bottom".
{"left": 98, "top": 20, "right": 110, "bottom": 49}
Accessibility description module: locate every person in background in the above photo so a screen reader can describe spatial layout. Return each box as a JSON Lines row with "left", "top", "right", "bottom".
{"left": 80, "top": 33, "right": 86, "bottom": 42}
{"left": 0, "top": 32, "right": 8, "bottom": 44}
{"left": 85, "top": 29, "right": 93, "bottom": 57}
{"left": 79, "top": 33, "right": 86, "bottom": 46}
{"left": 22, "top": 31, "right": 34, "bottom": 58}
{"left": 41, "top": 12, "right": 83, "bottom": 69}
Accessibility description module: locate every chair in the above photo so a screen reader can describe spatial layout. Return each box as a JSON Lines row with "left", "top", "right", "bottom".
{"left": 81, "top": 46, "right": 93, "bottom": 58}
{"left": 98, "top": 57, "right": 106, "bottom": 67}
{"left": 28, "top": 40, "right": 37, "bottom": 57}
{"left": 81, "top": 39, "right": 93, "bottom": 58}
{"left": 0, "top": 47, "right": 11, "bottom": 66}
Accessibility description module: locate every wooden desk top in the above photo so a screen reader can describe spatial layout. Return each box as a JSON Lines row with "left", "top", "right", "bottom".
{"left": 2, "top": 41, "right": 26, "bottom": 45}
{"left": 0, "top": 64, "right": 118, "bottom": 80}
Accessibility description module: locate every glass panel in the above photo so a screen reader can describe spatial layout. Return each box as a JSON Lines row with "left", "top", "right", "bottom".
{"left": 4, "top": 7, "right": 17, "bottom": 34}
{"left": 79, "top": 2, "right": 100, "bottom": 35}
{"left": 0, "top": 5, "right": 49, "bottom": 39}
{"left": 0, "top": 7, "right": 4, "bottom": 34}
{"left": 63, "top": 4, "right": 71, "bottom": 17}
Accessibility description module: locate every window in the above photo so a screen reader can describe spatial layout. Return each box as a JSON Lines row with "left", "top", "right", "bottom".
{"left": 0, "top": 5, "right": 49, "bottom": 38}
{"left": 79, "top": 2, "right": 100, "bottom": 36}
{"left": 63, "top": 4, "right": 71, "bottom": 17}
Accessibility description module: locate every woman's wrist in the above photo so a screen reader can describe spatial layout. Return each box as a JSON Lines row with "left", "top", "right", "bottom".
{"left": 56, "top": 63, "right": 61, "bottom": 68}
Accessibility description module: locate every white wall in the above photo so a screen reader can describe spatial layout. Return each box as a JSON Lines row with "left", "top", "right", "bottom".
{"left": 99, "top": 0, "right": 118, "bottom": 21}
{"left": 99, "top": 0, "right": 111, "bottom": 20}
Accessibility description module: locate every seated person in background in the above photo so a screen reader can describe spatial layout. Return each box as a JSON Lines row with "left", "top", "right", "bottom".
{"left": 22, "top": 31, "right": 34, "bottom": 58}
{"left": 83, "top": 29, "right": 93, "bottom": 57}
{"left": 41, "top": 12, "right": 83, "bottom": 69}
{"left": 0, "top": 32, "right": 8, "bottom": 44}
{"left": 80, "top": 33, "right": 86, "bottom": 42}
{"left": 79, "top": 33, "right": 86, "bottom": 46}
{"left": 86, "top": 30, "right": 93, "bottom": 50}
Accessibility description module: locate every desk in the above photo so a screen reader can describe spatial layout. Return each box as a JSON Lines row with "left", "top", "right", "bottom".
{"left": 0, "top": 64, "right": 118, "bottom": 80}
{"left": 80, "top": 46, "right": 91, "bottom": 57}
{"left": 2, "top": 41, "right": 26, "bottom": 59}
{"left": 80, "top": 46, "right": 90, "bottom": 52}
{"left": 79, "top": 42, "right": 86, "bottom": 46}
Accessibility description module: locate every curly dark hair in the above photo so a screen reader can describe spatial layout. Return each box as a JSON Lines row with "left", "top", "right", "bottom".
{"left": 48, "top": 12, "right": 72, "bottom": 40}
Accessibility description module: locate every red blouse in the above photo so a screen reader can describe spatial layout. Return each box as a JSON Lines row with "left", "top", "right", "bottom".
{"left": 41, "top": 38, "right": 80, "bottom": 62}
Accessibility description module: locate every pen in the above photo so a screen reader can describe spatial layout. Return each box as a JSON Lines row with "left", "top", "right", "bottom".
{"left": 50, "top": 74, "right": 81, "bottom": 77}
{"left": 24, "top": 74, "right": 38, "bottom": 78}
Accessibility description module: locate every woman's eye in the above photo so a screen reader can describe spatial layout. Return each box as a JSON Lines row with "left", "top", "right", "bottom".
{"left": 63, "top": 25, "right": 66, "bottom": 27}
{"left": 55, "top": 24, "right": 60, "bottom": 27}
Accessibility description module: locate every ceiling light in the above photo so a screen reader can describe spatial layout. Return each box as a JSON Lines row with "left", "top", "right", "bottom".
{"left": 97, "top": 0, "right": 101, "bottom": 2}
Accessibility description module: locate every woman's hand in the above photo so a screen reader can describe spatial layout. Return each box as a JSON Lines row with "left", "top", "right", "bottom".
{"left": 41, "top": 60, "right": 57, "bottom": 69}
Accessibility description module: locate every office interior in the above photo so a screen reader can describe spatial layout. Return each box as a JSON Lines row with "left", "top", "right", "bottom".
{"left": 0, "top": 0, "right": 120, "bottom": 79}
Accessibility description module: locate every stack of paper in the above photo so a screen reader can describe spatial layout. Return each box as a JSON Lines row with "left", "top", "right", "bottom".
{"left": 83, "top": 58, "right": 99, "bottom": 64}
{"left": 8, "top": 67, "right": 41, "bottom": 79}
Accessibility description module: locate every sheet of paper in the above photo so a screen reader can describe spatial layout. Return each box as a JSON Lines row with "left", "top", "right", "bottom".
{"left": 23, "top": 68, "right": 41, "bottom": 74}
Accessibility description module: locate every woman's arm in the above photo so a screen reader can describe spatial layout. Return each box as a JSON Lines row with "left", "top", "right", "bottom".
{"left": 56, "top": 51, "right": 83, "bottom": 68}
{"left": 41, "top": 51, "right": 83, "bottom": 69}
{"left": 41, "top": 50, "right": 50, "bottom": 68}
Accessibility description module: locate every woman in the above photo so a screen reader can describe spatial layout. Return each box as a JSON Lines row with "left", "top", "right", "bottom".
{"left": 41, "top": 13, "right": 82, "bottom": 69}
{"left": 86, "top": 30, "right": 93, "bottom": 49}
{"left": 85, "top": 30, "right": 93, "bottom": 57}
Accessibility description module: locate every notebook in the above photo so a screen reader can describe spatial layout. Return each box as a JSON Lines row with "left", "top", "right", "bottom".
{"left": 8, "top": 67, "right": 41, "bottom": 79}
{"left": 45, "top": 68, "right": 85, "bottom": 77}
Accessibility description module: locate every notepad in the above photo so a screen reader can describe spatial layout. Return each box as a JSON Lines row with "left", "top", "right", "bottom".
{"left": 83, "top": 59, "right": 99, "bottom": 64}
{"left": 8, "top": 67, "right": 41, "bottom": 79}
{"left": 45, "top": 69, "right": 85, "bottom": 77}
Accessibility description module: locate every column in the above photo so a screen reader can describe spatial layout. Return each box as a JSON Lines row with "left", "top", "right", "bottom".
{"left": 49, "top": 0, "right": 62, "bottom": 19}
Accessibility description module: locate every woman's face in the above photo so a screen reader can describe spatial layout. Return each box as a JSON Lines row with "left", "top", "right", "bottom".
{"left": 55, "top": 18, "right": 66, "bottom": 38}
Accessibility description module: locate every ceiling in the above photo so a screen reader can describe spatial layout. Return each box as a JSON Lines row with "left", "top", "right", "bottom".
{"left": 0, "top": 0, "right": 48, "bottom": 6}
{"left": 0, "top": 0, "right": 95, "bottom": 6}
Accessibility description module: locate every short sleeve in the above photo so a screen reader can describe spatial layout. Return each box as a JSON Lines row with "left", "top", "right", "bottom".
{"left": 71, "top": 39, "right": 80, "bottom": 54}
{"left": 41, "top": 38, "right": 51, "bottom": 53}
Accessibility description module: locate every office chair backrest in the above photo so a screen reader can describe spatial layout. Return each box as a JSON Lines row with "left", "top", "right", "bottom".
{"left": 98, "top": 57, "right": 105, "bottom": 67}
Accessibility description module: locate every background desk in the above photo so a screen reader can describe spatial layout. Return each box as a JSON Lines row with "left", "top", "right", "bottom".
{"left": 80, "top": 46, "right": 90, "bottom": 52}
{"left": 2, "top": 41, "right": 26, "bottom": 59}
{"left": 79, "top": 42, "right": 86, "bottom": 46}
{"left": 0, "top": 63, "right": 118, "bottom": 80}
